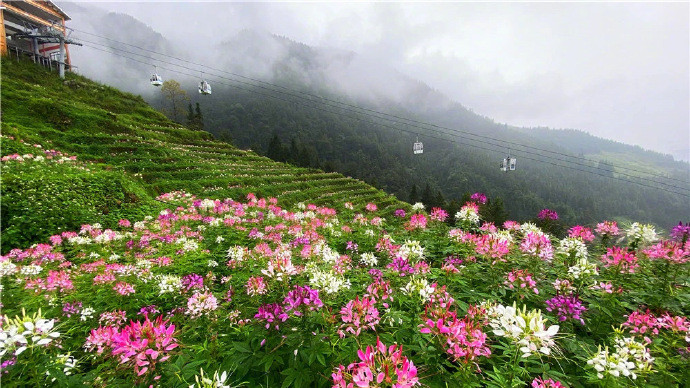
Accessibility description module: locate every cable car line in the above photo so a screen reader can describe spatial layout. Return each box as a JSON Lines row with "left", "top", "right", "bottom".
{"left": 74, "top": 38, "right": 690, "bottom": 192}
{"left": 76, "top": 43, "right": 690, "bottom": 198}
{"left": 69, "top": 28, "right": 690, "bottom": 187}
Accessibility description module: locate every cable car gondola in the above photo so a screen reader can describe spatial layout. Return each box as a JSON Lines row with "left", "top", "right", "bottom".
{"left": 500, "top": 156, "right": 517, "bottom": 172}
{"left": 198, "top": 72, "right": 212, "bottom": 95}
{"left": 150, "top": 66, "right": 163, "bottom": 86}
{"left": 413, "top": 136, "right": 423, "bottom": 155}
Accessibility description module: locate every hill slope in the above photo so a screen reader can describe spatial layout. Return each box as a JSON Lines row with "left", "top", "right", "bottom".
{"left": 0, "top": 60, "right": 405, "bottom": 250}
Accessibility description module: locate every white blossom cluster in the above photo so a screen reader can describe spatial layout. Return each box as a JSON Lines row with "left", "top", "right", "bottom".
{"left": 307, "top": 268, "right": 351, "bottom": 295}
{"left": 587, "top": 336, "right": 654, "bottom": 380}
{"left": 80, "top": 307, "right": 96, "bottom": 321}
{"left": 455, "top": 207, "right": 479, "bottom": 224}
{"left": 567, "top": 257, "right": 599, "bottom": 280}
{"left": 411, "top": 202, "right": 426, "bottom": 212}
{"left": 158, "top": 275, "right": 183, "bottom": 295}
{"left": 397, "top": 240, "right": 425, "bottom": 262}
{"left": 176, "top": 237, "right": 200, "bottom": 252}
{"left": 625, "top": 223, "right": 658, "bottom": 247}
{"left": 400, "top": 277, "right": 435, "bottom": 302}
{"left": 19, "top": 264, "right": 43, "bottom": 277}
{"left": 226, "top": 246, "right": 246, "bottom": 262}
{"left": 0, "top": 310, "right": 60, "bottom": 358}
{"left": 190, "top": 368, "right": 232, "bottom": 388}
{"left": 486, "top": 303, "right": 560, "bottom": 358}
{"left": 0, "top": 260, "right": 18, "bottom": 277}
{"left": 556, "top": 237, "right": 588, "bottom": 260}
{"left": 520, "top": 223, "right": 546, "bottom": 236}
{"left": 360, "top": 252, "right": 378, "bottom": 267}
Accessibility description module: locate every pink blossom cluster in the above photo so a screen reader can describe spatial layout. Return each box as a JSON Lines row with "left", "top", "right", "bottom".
{"left": 504, "top": 269, "right": 540, "bottom": 296}
{"left": 474, "top": 234, "right": 511, "bottom": 262}
{"left": 338, "top": 296, "right": 380, "bottom": 338}
{"left": 186, "top": 291, "right": 219, "bottom": 318}
{"left": 642, "top": 240, "right": 690, "bottom": 264}
{"left": 670, "top": 222, "right": 689, "bottom": 242}
{"left": 113, "top": 282, "right": 136, "bottom": 296}
{"left": 600, "top": 247, "right": 639, "bottom": 273}
{"left": 538, "top": 209, "right": 558, "bottom": 221}
{"left": 442, "top": 256, "right": 465, "bottom": 274}
{"left": 24, "top": 270, "right": 74, "bottom": 293}
{"left": 622, "top": 309, "right": 690, "bottom": 337}
{"left": 245, "top": 276, "right": 268, "bottom": 296}
{"left": 419, "top": 299, "right": 491, "bottom": 366}
{"left": 595, "top": 221, "right": 619, "bottom": 236}
{"left": 387, "top": 257, "right": 415, "bottom": 277}
{"left": 520, "top": 232, "right": 554, "bottom": 261}
{"left": 332, "top": 337, "right": 419, "bottom": 388}
{"left": 568, "top": 225, "right": 595, "bottom": 242}
{"left": 531, "top": 377, "right": 566, "bottom": 388}
{"left": 85, "top": 315, "right": 178, "bottom": 376}
{"left": 365, "top": 203, "right": 378, "bottom": 212}
{"left": 405, "top": 214, "right": 428, "bottom": 230}
{"left": 394, "top": 209, "right": 407, "bottom": 218}
{"left": 545, "top": 294, "right": 587, "bottom": 324}
{"left": 430, "top": 208, "right": 449, "bottom": 222}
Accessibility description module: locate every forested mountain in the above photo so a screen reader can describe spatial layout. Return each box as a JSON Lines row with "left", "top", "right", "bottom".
{"left": 61, "top": 4, "right": 689, "bottom": 227}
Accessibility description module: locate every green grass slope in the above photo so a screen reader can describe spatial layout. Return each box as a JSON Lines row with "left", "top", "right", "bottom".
{"left": 1, "top": 59, "right": 405, "bottom": 250}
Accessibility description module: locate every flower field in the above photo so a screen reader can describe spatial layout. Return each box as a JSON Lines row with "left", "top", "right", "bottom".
{"left": 2, "top": 185, "right": 688, "bottom": 387}
{"left": 2, "top": 59, "right": 689, "bottom": 387}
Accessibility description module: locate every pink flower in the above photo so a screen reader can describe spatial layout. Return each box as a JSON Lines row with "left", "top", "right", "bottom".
{"left": 568, "top": 225, "right": 595, "bottom": 242}
{"left": 405, "top": 214, "right": 428, "bottom": 230}
{"left": 338, "top": 296, "right": 380, "bottom": 338}
{"left": 642, "top": 240, "right": 689, "bottom": 264}
{"left": 113, "top": 282, "right": 135, "bottom": 296}
{"left": 520, "top": 232, "right": 554, "bottom": 261}
{"left": 601, "top": 247, "right": 639, "bottom": 273}
{"left": 255, "top": 303, "right": 288, "bottom": 330}
{"left": 595, "top": 220, "right": 620, "bottom": 236}
{"left": 332, "top": 338, "right": 419, "bottom": 387}
{"left": 532, "top": 377, "right": 566, "bottom": 388}
{"left": 504, "top": 269, "right": 539, "bottom": 296}
{"left": 365, "top": 203, "right": 378, "bottom": 212}
{"left": 470, "top": 192, "right": 487, "bottom": 204}
{"left": 246, "top": 276, "right": 268, "bottom": 296}
{"left": 430, "top": 208, "right": 448, "bottom": 222}
{"left": 545, "top": 294, "right": 587, "bottom": 324}
{"left": 537, "top": 209, "right": 558, "bottom": 221}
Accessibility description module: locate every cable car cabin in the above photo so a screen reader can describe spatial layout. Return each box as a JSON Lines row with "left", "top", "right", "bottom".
{"left": 500, "top": 157, "right": 517, "bottom": 172}
{"left": 198, "top": 81, "right": 212, "bottom": 95}
{"left": 150, "top": 74, "right": 163, "bottom": 86}
{"left": 413, "top": 141, "right": 424, "bottom": 155}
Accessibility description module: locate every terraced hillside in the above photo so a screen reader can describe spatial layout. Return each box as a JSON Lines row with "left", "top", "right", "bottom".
{"left": 1, "top": 60, "right": 405, "bottom": 250}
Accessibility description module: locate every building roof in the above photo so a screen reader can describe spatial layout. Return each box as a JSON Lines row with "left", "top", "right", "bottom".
{"left": 44, "top": 0, "right": 70, "bottom": 21}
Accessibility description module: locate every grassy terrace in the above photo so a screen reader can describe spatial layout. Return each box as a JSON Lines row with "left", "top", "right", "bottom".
{"left": 1, "top": 59, "right": 406, "bottom": 249}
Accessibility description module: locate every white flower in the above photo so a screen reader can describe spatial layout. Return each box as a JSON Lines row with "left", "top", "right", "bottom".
{"left": 487, "top": 303, "right": 559, "bottom": 358}
{"left": 556, "top": 237, "right": 588, "bottom": 260}
{"left": 190, "top": 368, "right": 231, "bottom": 388}
{"left": 625, "top": 223, "right": 658, "bottom": 246}
{"left": 308, "top": 268, "right": 350, "bottom": 294}
{"left": 0, "top": 260, "right": 18, "bottom": 277}
{"left": 400, "top": 277, "right": 435, "bottom": 302}
{"left": 360, "top": 252, "right": 378, "bottom": 267}
{"left": 397, "top": 240, "right": 425, "bottom": 262}
{"left": 568, "top": 257, "right": 599, "bottom": 280}
{"left": 207, "top": 260, "right": 219, "bottom": 268}
{"left": 216, "top": 236, "right": 225, "bottom": 243}
{"left": 80, "top": 307, "right": 95, "bottom": 321}
{"left": 226, "top": 246, "right": 246, "bottom": 262}
{"left": 19, "top": 264, "right": 44, "bottom": 276}
{"left": 412, "top": 202, "right": 426, "bottom": 212}
{"left": 587, "top": 336, "right": 653, "bottom": 380}
{"left": 158, "top": 275, "right": 183, "bottom": 295}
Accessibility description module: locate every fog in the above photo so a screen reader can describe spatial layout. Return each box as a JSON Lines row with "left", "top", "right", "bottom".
{"left": 59, "top": 1, "right": 689, "bottom": 161}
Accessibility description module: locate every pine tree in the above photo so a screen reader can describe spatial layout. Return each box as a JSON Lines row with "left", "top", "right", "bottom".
{"left": 421, "top": 183, "right": 433, "bottom": 210}
{"left": 408, "top": 184, "right": 419, "bottom": 204}
{"left": 267, "top": 134, "right": 284, "bottom": 161}
{"left": 194, "top": 103, "right": 204, "bottom": 131}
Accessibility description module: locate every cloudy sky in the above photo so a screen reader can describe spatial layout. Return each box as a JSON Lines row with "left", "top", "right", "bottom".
{"left": 68, "top": 1, "right": 689, "bottom": 160}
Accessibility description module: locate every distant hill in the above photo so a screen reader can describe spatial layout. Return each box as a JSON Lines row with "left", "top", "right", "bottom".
{"left": 56, "top": 4, "right": 689, "bottom": 227}
{"left": 0, "top": 59, "right": 404, "bottom": 251}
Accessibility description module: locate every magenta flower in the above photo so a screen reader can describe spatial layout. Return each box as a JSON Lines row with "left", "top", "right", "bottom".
{"left": 430, "top": 208, "right": 449, "bottom": 222}
{"left": 537, "top": 209, "right": 558, "bottom": 221}
{"left": 532, "top": 377, "right": 566, "bottom": 388}
{"left": 394, "top": 209, "right": 407, "bottom": 218}
{"left": 545, "top": 294, "right": 587, "bottom": 324}
{"left": 670, "top": 222, "right": 690, "bottom": 242}
{"left": 255, "top": 303, "right": 288, "bottom": 330}
{"left": 601, "top": 246, "right": 639, "bottom": 273}
{"left": 282, "top": 285, "right": 323, "bottom": 317}
{"left": 504, "top": 269, "right": 540, "bottom": 296}
{"left": 470, "top": 192, "right": 487, "bottom": 204}
{"left": 405, "top": 214, "right": 428, "bottom": 230}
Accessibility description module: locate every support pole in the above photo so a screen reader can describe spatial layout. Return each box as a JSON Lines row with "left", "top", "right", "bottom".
{"left": 58, "top": 34, "right": 65, "bottom": 78}
{"left": 0, "top": 7, "right": 7, "bottom": 56}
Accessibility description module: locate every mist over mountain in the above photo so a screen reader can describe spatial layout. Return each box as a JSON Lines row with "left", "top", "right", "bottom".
{"left": 60, "top": 2, "right": 689, "bottom": 227}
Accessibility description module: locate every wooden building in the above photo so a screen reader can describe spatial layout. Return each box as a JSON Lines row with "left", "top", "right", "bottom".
{"left": 1, "top": 0, "right": 72, "bottom": 67}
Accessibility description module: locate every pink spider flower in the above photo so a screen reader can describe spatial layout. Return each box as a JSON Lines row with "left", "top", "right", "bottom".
{"left": 520, "top": 232, "right": 554, "bottom": 261}
{"left": 642, "top": 240, "right": 689, "bottom": 264}
{"left": 255, "top": 303, "right": 288, "bottom": 330}
{"left": 332, "top": 337, "right": 419, "bottom": 388}
{"left": 532, "top": 377, "right": 566, "bottom": 388}
{"left": 365, "top": 203, "right": 378, "bottom": 212}
{"left": 538, "top": 209, "right": 558, "bottom": 221}
{"left": 430, "top": 208, "right": 449, "bottom": 222}
{"left": 474, "top": 234, "right": 511, "bottom": 262}
{"left": 595, "top": 221, "right": 620, "bottom": 236}
{"left": 601, "top": 247, "right": 639, "bottom": 273}
{"left": 504, "top": 269, "right": 539, "bottom": 296}
{"left": 545, "top": 294, "right": 587, "bottom": 324}
{"left": 245, "top": 276, "right": 268, "bottom": 297}
{"left": 568, "top": 225, "right": 595, "bottom": 242}
{"left": 338, "top": 296, "right": 380, "bottom": 338}
{"left": 470, "top": 192, "right": 487, "bottom": 204}
{"left": 405, "top": 214, "right": 428, "bottom": 230}
{"left": 113, "top": 282, "right": 136, "bottom": 296}
{"left": 110, "top": 315, "right": 178, "bottom": 376}
{"left": 282, "top": 285, "right": 323, "bottom": 317}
